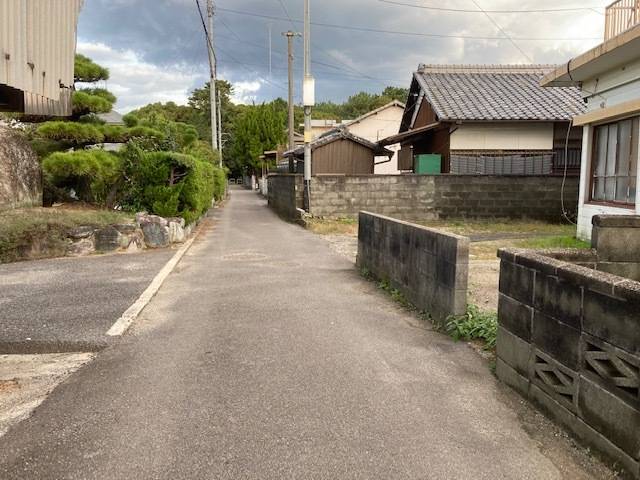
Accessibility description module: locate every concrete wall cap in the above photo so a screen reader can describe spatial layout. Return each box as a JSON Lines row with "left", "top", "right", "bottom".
{"left": 360, "top": 211, "right": 469, "bottom": 242}
{"left": 592, "top": 215, "right": 640, "bottom": 228}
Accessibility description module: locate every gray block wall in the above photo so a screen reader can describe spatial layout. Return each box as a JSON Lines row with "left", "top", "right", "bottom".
{"left": 592, "top": 215, "right": 640, "bottom": 281}
{"left": 267, "top": 174, "right": 303, "bottom": 220}
{"left": 496, "top": 248, "right": 640, "bottom": 479}
{"left": 357, "top": 211, "right": 468, "bottom": 324}
{"left": 308, "top": 174, "right": 579, "bottom": 221}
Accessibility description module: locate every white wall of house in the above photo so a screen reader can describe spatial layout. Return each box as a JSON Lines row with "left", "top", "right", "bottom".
{"left": 449, "top": 123, "right": 554, "bottom": 151}
{"left": 575, "top": 60, "right": 640, "bottom": 241}
{"left": 346, "top": 105, "right": 405, "bottom": 174}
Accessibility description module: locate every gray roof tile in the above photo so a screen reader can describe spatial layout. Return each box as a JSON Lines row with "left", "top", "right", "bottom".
{"left": 415, "top": 65, "right": 586, "bottom": 122}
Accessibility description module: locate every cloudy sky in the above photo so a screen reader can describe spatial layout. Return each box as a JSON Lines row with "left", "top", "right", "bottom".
{"left": 76, "top": 0, "right": 608, "bottom": 113}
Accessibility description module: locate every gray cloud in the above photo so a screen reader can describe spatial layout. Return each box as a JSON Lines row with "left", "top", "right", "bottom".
{"left": 77, "top": 0, "right": 606, "bottom": 110}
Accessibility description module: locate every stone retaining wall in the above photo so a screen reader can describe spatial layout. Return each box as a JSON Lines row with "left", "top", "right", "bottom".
{"left": 307, "top": 174, "right": 579, "bottom": 221}
{"left": 0, "top": 126, "right": 42, "bottom": 209}
{"left": 496, "top": 248, "right": 640, "bottom": 478}
{"left": 67, "top": 214, "right": 193, "bottom": 257}
{"left": 357, "top": 211, "right": 468, "bottom": 324}
{"left": 267, "top": 174, "right": 304, "bottom": 219}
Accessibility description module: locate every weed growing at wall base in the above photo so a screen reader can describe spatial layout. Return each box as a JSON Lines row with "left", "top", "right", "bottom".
{"left": 446, "top": 305, "right": 498, "bottom": 350}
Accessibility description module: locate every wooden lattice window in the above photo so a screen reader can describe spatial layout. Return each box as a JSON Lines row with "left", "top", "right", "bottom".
{"left": 591, "top": 117, "right": 639, "bottom": 206}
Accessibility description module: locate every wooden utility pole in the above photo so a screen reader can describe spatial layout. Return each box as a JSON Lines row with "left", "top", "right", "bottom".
{"left": 207, "top": 0, "right": 218, "bottom": 151}
{"left": 283, "top": 31, "right": 301, "bottom": 172}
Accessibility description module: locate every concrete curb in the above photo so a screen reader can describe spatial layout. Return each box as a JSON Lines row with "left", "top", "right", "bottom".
{"left": 106, "top": 231, "right": 198, "bottom": 337}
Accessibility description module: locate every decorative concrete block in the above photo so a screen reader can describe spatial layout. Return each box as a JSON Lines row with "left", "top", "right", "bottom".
{"left": 530, "top": 383, "right": 640, "bottom": 478}
{"left": 581, "top": 333, "right": 640, "bottom": 408}
{"left": 530, "top": 348, "right": 579, "bottom": 413}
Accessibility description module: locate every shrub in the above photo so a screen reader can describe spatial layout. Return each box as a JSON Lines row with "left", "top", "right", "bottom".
{"left": 123, "top": 150, "right": 218, "bottom": 223}
{"left": 72, "top": 91, "right": 113, "bottom": 115}
{"left": 37, "top": 121, "right": 104, "bottom": 145}
{"left": 74, "top": 54, "right": 110, "bottom": 83}
{"left": 79, "top": 88, "right": 117, "bottom": 104}
{"left": 42, "top": 150, "right": 122, "bottom": 204}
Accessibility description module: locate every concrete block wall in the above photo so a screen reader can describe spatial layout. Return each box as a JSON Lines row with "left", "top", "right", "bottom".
{"left": 308, "top": 174, "right": 579, "bottom": 222}
{"left": 592, "top": 215, "right": 640, "bottom": 281}
{"left": 357, "top": 211, "right": 469, "bottom": 324}
{"left": 267, "top": 174, "right": 303, "bottom": 220}
{"left": 496, "top": 248, "right": 640, "bottom": 478}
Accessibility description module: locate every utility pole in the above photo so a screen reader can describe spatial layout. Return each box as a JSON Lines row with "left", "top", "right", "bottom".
{"left": 283, "top": 31, "right": 301, "bottom": 172}
{"left": 303, "top": 0, "right": 314, "bottom": 210}
{"left": 217, "top": 88, "right": 222, "bottom": 167}
{"left": 206, "top": 0, "right": 218, "bottom": 151}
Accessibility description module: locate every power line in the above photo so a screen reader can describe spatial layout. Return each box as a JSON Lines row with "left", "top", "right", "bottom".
{"left": 275, "top": 0, "right": 297, "bottom": 30}
{"left": 470, "top": 0, "right": 533, "bottom": 63}
{"left": 377, "top": 0, "right": 607, "bottom": 14}
{"left": 216, "top": 7, "right": 602, "bottom": 41}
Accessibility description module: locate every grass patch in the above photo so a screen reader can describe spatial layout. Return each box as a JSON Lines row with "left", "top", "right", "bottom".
{"left": 446, "top": 305, "right": 498, "bottom": 350}
{"left": 419, "top": 219, "right": 575, "bottom": 237}
{"left": 0, "top": 207, "right": 133, "bottom": 263}
{"left": 515, "top": 235, "right": 590, "bottom": 250}
{"left": 305, "top": 217, "right": 358, "bottom": 236}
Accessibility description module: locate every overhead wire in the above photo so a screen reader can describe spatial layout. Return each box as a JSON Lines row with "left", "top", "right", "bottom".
{"left": 216, "top": 7, "right": 602, "bottom": 41}
{"left": 469, "top": 0, "right": 534, "bottom": 63}
{"left": 377, "top": 0, "right": 607, "bottom": 14}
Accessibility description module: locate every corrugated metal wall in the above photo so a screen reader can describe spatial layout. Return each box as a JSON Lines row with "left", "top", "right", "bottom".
{"left": 0, "top": 0, "right": 83, "bottom": 116}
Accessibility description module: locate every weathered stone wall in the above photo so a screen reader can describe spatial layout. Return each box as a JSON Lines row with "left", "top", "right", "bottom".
{"left": 0, "top": 126, "right": 42, "bottom": 209}
{"left": 592, "top": 215, "right": 640, "bottom": 281}
{"left": 357, "top": 211, "right": 468, "bottom": 324}
{"left": 267, "top": 174, "right": 304, "bottom": 219}
{"left": 307, "top": 175, "right": 579, "bottom": 221}
{"left": 496, "top": 248, "right": 640, "bottom": 478}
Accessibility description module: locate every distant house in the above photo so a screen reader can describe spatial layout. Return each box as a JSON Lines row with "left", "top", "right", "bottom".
{"left": 541, "top": 4, "right": 640, "bottom": 240}
{"left": 0, "top": 0, "right": 84, "bottom": 116}
{"left": 98, "top": 110, "right": 125, "bottom": 126}
{"left": 300, "top": 119, "right": 351, "bottom": 140}
{"left": 284, "top": 128, "right": 393, "bottom": 175}
{"left": 341, "top": 100, "right": 405, "bottom": 174}
{"left": 380, "top": 65, "right": 586, "bottom": 176}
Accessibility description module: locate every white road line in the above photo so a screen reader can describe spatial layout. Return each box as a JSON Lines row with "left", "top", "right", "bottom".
{"left": 106, "top": 234, "right": 198, "bottom": 337}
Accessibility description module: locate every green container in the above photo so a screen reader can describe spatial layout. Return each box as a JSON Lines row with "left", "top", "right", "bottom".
{"left": 414, "top": 154, "right": 442, "bottom": 175}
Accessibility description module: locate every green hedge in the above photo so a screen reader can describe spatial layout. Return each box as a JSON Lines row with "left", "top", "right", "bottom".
{"left": 130, "top": 151, "right": 221, "bottom": 224}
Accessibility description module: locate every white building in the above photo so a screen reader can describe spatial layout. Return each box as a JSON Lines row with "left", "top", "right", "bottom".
{"left": 0, "top": 0, "right": 84, "bottom": 116}
{"left": 342, "top": 100, "right": 405, "bottom": 174}
{"left": 542, "top": 4, "right": 640, "bottom": 240}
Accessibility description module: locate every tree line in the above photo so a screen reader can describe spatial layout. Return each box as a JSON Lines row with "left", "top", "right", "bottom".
{"left": 128, "top": 84, "right": 409, "bottom": 177}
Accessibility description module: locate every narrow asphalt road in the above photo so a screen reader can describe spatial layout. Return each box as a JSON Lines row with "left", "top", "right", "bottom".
{"left": 0, "top": 249, "right": 175, "bottom": 353}
{"left": 0, "top": 189, "right": 608, "bottom": 479}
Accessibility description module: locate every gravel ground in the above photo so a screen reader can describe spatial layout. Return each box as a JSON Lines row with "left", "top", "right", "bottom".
{"left": 0, "top": 353, "right": 94, "bottom": 437}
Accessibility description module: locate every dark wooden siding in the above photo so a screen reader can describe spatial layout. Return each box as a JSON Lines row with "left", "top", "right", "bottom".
{"left": 312, "top": 139, "right": 374, "bottom": 175}
{"left": 414, "top": 99, "right": 438, "bottom": 129}
{"left": 411, "top": 126, "right": 451, "bottom": 173}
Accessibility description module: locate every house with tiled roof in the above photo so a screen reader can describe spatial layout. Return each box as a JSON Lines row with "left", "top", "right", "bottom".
{"left": 380, "top": 65, "right": 586, "bottom": 176}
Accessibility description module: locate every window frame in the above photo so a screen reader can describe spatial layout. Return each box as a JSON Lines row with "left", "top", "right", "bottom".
{"left": 588, "top": 116, "right": 639, "bottom": 208}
